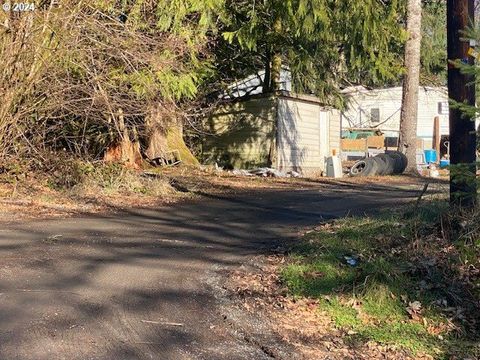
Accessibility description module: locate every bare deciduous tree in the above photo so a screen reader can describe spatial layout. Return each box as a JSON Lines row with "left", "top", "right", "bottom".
{"left": 0, "top": 1, "right": 210, "bottom": 165}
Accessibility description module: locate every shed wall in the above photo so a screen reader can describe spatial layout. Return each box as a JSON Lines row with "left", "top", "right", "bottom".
{"left": 329, "top": 109, "right": 341, "bottom": 154}
{"left": 276, "top": 98, "right": 333, "bottom": 174}
{"left": 201, "top": 97, "right": 277, "bottom": 169}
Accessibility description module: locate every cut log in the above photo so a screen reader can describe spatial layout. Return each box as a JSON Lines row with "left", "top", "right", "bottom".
{"left": 104, "top": 136, "right": 143, "bottom": 169}
{"left": 104, "top": 109, "right": 143, "bottom": 169}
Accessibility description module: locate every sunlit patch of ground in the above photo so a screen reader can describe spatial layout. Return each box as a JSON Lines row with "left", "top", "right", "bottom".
{"left": 0, "top": 163, "right": 444, "bottom": 222}
{"left": 225, "top": 202, "right": 479, "bottom": 360}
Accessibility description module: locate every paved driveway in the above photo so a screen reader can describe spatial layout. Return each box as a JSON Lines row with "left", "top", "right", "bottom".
{"left": 0, "top": 181, "right": 423, "bottom": 359}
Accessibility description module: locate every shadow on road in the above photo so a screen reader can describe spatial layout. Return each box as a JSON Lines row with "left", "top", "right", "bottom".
{"left": 0, "top": 181, "right": 430, "bottom": 359}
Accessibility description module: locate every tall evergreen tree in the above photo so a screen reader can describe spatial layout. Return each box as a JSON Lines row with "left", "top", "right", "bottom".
{"left": 399, "top": 0, "right": 422, "bottom": 174}
{"left": 421, "top": 1, "right": 447, "bottom": 85}
{"left": 220, "top": 0, "right": 405, "bottom": 105}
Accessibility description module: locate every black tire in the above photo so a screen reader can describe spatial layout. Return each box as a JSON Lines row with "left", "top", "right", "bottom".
{"left": 376, "top": 153, "right": 396, "bottom": 175}
{"left": 398, "top": 152, "right": 408, "bottom": 172}
{"left": 387, "top": 152, "right": 404, "bottom": 174}
{"left": 350, "top": 158, "right": 379, "bottom": 177}
{"left": 372, "top": 155, "right": 389, "bottom": 175}
{"left": 365, "top": 158, "right": 381, "bottom": 176}
{"left": 386, "top": 151, "right": 408, "bottom": 174}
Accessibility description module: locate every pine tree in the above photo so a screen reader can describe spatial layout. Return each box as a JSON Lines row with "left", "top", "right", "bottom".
{"left": 421, "top": 1, "right": 447, "bottom": 85}
{"left": 220, "top": 0, "right": 405, "bottom": 104}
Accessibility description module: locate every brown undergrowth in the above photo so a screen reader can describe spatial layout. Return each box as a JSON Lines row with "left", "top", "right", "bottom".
{"left": 0, "top": 158, "right": 185, "bottom": 222}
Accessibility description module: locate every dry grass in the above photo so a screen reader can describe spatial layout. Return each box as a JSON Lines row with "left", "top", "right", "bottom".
{"left": 0, "top": 163, "right": 187, "bottom": 223}
{"left": 0, "top": 162, "right": 325, "bottom": 222}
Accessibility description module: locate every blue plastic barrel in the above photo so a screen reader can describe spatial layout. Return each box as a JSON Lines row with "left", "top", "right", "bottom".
{"left": 424, "top": 150, "right": 437, "bottom": 164}
{"left": 440, "top": 159, "right": 450, "bottom": 168}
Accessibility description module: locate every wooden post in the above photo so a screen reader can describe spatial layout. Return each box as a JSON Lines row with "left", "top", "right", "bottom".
{"left": 447, "top": 0, "right": 477, "bottom": 206}
{"left": 433, "top": 116, "right": 440, "bottom": 161}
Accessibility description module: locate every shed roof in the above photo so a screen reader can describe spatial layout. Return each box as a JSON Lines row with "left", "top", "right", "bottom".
{"left": 215, "top": 90, "right": 332, "bottom": 109}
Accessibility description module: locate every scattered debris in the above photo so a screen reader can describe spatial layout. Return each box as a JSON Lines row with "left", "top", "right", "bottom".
{"left": 44, "top": 234, "right": 63, "bottom": 244}
{"left": 344, "top": 256, "right": 358, "bottom": 267}
{"left": 149, "top": 150, "right": 182, "bottom": 167}
{"left": 231, "top": 167, "right": 301, "bottom": 178}
{"left": 232, "top": 169, "right": 254, "bottom": 177}
{"left": 406, "top": 301, "right": 423, "bottom": 318}
{"left": 140, "top": 320, "right": 184, "bottom": 327}
{"left": 428, "top": 164, "right": 439, "bottom": 178}
{"left": 249, "top": 168, "right": 288, "bottom": 177}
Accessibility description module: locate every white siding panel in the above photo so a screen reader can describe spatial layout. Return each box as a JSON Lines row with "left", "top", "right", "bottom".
{"left": 329, "top": 110, "right": 341, "bottom": 154}
{"left": 291, "top": 122, "right": 320, "bottom": 130}
{"left": 277, "top": 98, "right": 332, "bottom": 174}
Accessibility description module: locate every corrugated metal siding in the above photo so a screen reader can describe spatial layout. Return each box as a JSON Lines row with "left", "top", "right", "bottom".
{"left": 276, "top": 98, "right": 331, "bottom": 174}
{"left": 201, "top": 97, "right": 277, "bottom": 169}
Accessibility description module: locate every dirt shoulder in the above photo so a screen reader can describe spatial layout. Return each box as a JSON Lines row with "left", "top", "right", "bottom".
{"left": 0, "top": 172, "right": 184, "bottom": 223}
{"left": 0, "top": 165, "right": 438, "bottom": 223}
{"left": 222, "top": 256, "right": 420, "bottom": 360}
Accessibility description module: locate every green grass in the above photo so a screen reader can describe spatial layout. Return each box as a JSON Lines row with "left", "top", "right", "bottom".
{"left": 280, "top": 203, "right": 479, "bottom": 359}
{"left": 320, "top": 296, "right": 440, "bottom": 353}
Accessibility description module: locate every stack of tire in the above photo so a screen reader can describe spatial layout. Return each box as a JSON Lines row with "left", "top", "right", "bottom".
{"left": 350, "top": 151, "right": 408, "bottom": 177}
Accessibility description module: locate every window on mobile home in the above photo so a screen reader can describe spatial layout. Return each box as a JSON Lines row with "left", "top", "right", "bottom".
{"left": 371, "top": 108, "right": 380, "bottom": 123}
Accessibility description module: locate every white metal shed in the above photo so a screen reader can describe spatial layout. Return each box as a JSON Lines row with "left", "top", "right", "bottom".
{"left": 276, "top": 93, "right": 340, "bottom": 174}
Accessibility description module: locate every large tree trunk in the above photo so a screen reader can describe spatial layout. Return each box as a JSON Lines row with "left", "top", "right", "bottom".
{"left": 270, "top": 51, "right": 282, "bottom": 91}
{"left": 145, "top": 107, "right": 168, "bottom": 161}
{"left": 447, "top": 0, "right": 477, "bottom": 207}
{"left": 144, "top": 106, "right": 199, "bottom": 166}
{"left": 398, "top": 0, "right": 422, "bottom": 174}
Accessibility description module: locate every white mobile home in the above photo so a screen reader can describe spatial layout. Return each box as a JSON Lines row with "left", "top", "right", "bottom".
{"left": 341, "top": 86, "right": 449, "bottom": 149}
